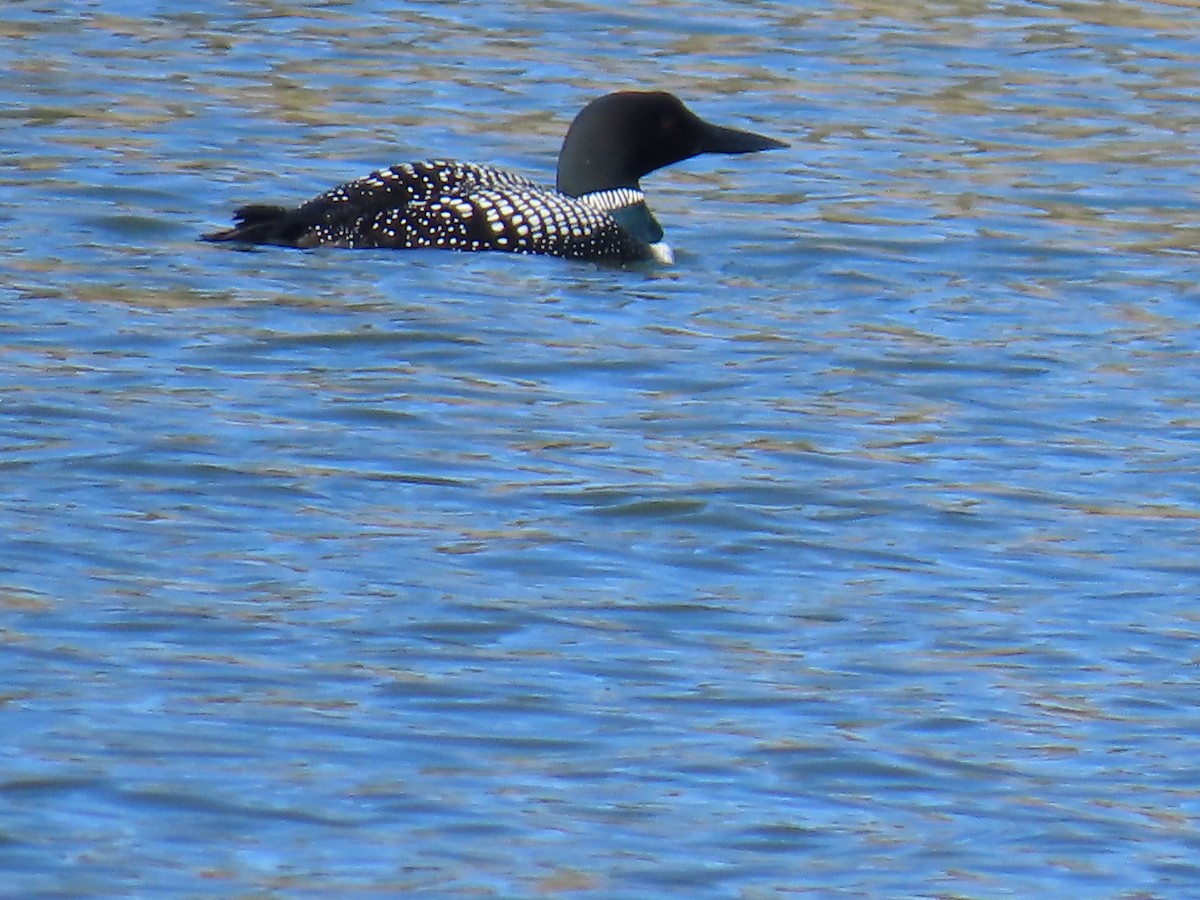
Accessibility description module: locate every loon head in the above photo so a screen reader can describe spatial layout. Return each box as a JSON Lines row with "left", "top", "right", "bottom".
{"left": 555, "top": 91, "right": 787, "bottom": 198}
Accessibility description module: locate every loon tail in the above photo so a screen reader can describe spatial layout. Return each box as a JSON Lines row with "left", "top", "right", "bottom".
{"left": 202, "top": 205, "right": 309, "bottom": 245}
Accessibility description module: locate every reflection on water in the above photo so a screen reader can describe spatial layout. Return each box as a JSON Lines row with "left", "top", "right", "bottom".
{"left": 2, "top": 1, "right": 1200, "bottom": 897}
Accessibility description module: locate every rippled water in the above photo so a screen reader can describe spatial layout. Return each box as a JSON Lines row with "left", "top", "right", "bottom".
{"left": 3, "top": 1, "right": 1200, "bottom": 896}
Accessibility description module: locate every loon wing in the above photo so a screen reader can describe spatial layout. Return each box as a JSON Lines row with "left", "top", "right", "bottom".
{"left": 203, "top": 161, "right": 538, "bottom": 248}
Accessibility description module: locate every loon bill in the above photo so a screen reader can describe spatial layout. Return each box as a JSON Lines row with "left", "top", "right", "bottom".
{"left": 203, "top": 91, "right": 786, "bottom": 263}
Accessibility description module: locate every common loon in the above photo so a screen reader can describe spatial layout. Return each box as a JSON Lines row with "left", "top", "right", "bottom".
{"left": 202, "top": 91, "right": 786, "bottom": 263}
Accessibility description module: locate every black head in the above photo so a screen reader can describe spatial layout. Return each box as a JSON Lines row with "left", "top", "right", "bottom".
{"left": 555, "top": 91, "right": 787, "bottom": 197}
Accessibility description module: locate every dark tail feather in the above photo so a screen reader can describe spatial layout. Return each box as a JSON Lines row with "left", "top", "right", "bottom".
{"left": 202, "top": 204, "right": 312, "bottom": 246}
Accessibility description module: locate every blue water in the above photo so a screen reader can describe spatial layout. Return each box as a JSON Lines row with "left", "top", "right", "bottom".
{"left": 3, "top": 1, "right": 1200, "bottom": 896}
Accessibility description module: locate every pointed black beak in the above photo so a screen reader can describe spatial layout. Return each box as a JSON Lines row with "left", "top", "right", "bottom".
{"left": 700, "top": 122, "right": 788, "bottom": 155}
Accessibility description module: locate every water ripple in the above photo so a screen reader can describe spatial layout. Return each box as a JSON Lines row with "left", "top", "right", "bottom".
{"left": 2, "top": 1, "right": 1200, "bottom": 897}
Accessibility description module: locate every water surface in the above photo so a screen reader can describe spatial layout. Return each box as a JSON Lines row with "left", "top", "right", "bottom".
{"left": 2, "top": 1, "right": 1200, "bottom": 896}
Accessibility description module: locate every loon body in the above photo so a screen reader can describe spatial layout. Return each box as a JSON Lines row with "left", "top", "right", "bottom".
{"left": 203, "top": 91, "right": 786, "bottom": 263}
